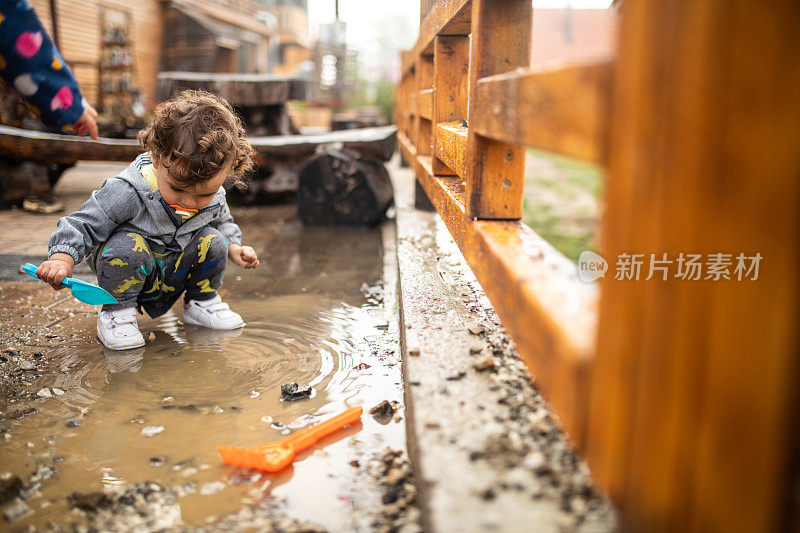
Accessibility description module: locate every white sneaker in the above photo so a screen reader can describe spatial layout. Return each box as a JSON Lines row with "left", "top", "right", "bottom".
{"left": 97, "top": 308, "right": 145, "bottom": 350}
{"left": 183, "top": 295, "right": 245, "bottom": 330}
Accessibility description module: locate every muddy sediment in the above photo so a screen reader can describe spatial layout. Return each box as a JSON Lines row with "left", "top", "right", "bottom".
{"left": 0, "top": 159, "right": 613, "bottom": 532}
{"left": 0, "top": 195, "right": 415, "bottom": 531}
{"left": 393, "top": 155, "right": 617, "bottom": 531}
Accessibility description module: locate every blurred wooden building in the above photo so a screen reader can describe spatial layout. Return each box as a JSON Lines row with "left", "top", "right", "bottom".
{"left": 162, "top": 0, "right": 273, "bottom": 74}
{"left": 265, "top": 0, "right": 313, "bottom": 76}
{"left": 29, "top": 0, "right": 276, "bottom": 115}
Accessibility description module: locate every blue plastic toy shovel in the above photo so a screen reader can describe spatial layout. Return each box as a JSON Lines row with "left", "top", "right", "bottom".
{"left": 21, "top": 263, "right": 118, "bottom": 305}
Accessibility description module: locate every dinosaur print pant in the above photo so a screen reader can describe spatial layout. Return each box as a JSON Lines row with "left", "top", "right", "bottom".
{"left": 94, "top": 227, "right": 228, "bottom": 318}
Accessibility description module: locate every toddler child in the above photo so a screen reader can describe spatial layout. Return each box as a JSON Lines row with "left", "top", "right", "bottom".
{"left": 35, "top": 90, "right": 260, "bottom": 350}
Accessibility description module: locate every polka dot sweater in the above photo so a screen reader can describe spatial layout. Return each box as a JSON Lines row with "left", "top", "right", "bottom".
{"left": 0, "top": 0, "right": 86, "bottom": 129}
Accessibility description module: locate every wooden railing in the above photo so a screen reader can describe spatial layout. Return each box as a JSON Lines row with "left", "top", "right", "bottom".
{"left": 396, "top": 1, "right": 800, "bottom": 531}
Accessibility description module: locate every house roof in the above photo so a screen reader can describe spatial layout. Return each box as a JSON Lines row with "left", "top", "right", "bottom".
{"left": 530, "top": 8, "right": 618, "bottom": 68}
{"left": 169, "top": 0, "right": 274, "bottom": 38}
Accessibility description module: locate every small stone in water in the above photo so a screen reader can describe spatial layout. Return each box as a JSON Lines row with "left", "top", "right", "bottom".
{"left": 469, "top": 344, "right": 483, "bottom": 355}
{"left": 52, "top": 388, "right": 65, "bottom": 396}
{"left": 66, "top": 420, "right": 81, "bottom": 428}
{"left": 280, "top": 382, "right": 313, "bottom": 401}
{"left": 172, "top": 459, "right": 196, "bottom": 471}
{"left": 473, "top": 356, "right": 495, "bottom": 371}
{"left": 467, "top": 323, "right": 485, "bottom": 335}
{"left": 68, "top": 492, "right": 108, "bottom": 511}
{"left": 32, "top": 465, "right": 54, "bottom": 481}
{"left": 36, "top": 388, "right": 53, "bottom": 398}
{"left": 200, "top": 481, "right": 225, "bottom": 495}
{"left": 148, "top": 332, "right": 156, "bottom": 341}
{"left": 524, "top": 452, "right": 548, "bottom": 474}
{"left": 0, "top": 475, "right": 23, "bottom": 504}
{"left": 150, "top": 456, "right": 167, "bottom": 467}
{"left": 408, "top": 347, "right": 420, "bottom": 356}
{"left": 18, "top": 359, "right": 36, "bottom": 371}
{"left": 162, "top": 396, "right": 174, "bottom": 402}
{"left": 212, "top": 406, "right": 224, "bottom": 414}
{"left": 370, "top": 400, "right": 397, "bottom": 418}
{"left": 129, "top": 416, "right": 146, "bottom": 424}
{"left": 141, "top": 426, "right": 164, "bottom": 437}
{"left": 260, "top": 415, "right": 273, "bottom": 424}
{"left": 3, "top": 499, "right": 31, "bottom": 521}
{"left": 249, "top": 390, "right": 261, "bottom": 399}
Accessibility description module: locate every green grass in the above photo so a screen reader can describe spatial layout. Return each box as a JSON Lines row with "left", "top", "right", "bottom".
{"left": 522, "top": 149, "right": 603, "bottom": 262}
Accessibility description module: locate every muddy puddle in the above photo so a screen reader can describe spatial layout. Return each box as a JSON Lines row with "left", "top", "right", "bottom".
{"left": 0, "top": 206, "right": 405, "bottom": 531}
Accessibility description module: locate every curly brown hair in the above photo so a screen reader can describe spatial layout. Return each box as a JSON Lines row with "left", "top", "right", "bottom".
{"left": 138, "top": 90, "right": 255, "bottom": 188}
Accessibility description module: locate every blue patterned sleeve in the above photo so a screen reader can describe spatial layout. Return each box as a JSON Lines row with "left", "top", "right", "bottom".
{"left": 0, "top": 0, "right": 87, "bottom": 129}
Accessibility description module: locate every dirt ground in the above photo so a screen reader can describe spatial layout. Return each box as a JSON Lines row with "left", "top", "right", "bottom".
{"left": 0, "top": 162, "right": 419, "bottom": 532}
{"left": 0, "top": 160, "right": 617, "bottom": 532}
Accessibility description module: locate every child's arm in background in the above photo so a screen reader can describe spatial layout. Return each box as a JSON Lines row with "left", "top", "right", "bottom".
{"left": 209, "top": 193, "right": 259, "bottom": 269}
{"left": 0, "top": 0, "right": 98, "bottom": 138}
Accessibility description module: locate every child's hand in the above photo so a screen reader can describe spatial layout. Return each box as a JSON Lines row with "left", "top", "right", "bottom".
{"left": 71, "top": 105, "right": 99, "bottom": 140}
{"left": 228, "top": 244, "right": 260, "bottom": 268}
{"left": 36, "top": 254, "right": 74, "bottom": 290}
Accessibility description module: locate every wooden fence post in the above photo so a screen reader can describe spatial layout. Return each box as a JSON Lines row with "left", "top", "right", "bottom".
{"left": 586, "top": 0, "right": 800, "bottom": 531}
{"left": 465, "top": 0, "right": 531, "bottom": 219}
{"left": 417, "top": 54, "right": 434, "bottom": 158}
{"left": 433, "top": 35, "right": 470, "bottom": 176}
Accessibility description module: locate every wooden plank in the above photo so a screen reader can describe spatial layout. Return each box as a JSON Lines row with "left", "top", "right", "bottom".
{"left": 472, "top": 60, "right": 613, "bottom": 165}
{"left": 250, "top": 126, "right": 398, "bottom": 163}
{"left": 399, "top": 75, "right": 414, "bottom": 135}
{"left": 465, "top": 0, "right": 530, "bottom": 219}
{"left": 416, "top": 55, "right": 434, "bottom": 157}
{"left": 587, "top": 0, "right": 800, "bottom": 531}
{"left": 402, "top": 0, "right": 472, "bottom": 76}
{"left": 418, "top": 0, "right": 471, "bottom": 50}
{"left": 0, "top": 126, "right": 141, "bottom": 164}
{"left": 401, "top": 50, "right": 415, "bottom": 76}
{"left": 45, "top": 0, "right": 164, "bottom": 107}
{"left": 433, "top": 35, "right": 470, "bottom": 175}
{"left": 0, "top": 125, "right": 397, "bottom": 165}
{"left": 155, "top": 72, "right": 313, "bottom": 105}
{"left": 399, "top": 130, "right": 596, "bottom": 443}
{"left": 434, "top": 122, "right": 468, "bottom": 178}
{"left": 418, "top": 89, "right": 434, "bottom": 120}
{"left": 410, "top": 66, "right": 420, "bottom": 148}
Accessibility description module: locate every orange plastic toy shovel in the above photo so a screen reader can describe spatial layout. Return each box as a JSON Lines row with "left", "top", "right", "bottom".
{"left": 218, "top": 406, "right": 362, "bottom": 472}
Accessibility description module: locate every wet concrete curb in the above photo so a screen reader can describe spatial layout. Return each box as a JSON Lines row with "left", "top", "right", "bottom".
{"left": 389, "top": 158, "right": 617, "bottom": 532}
